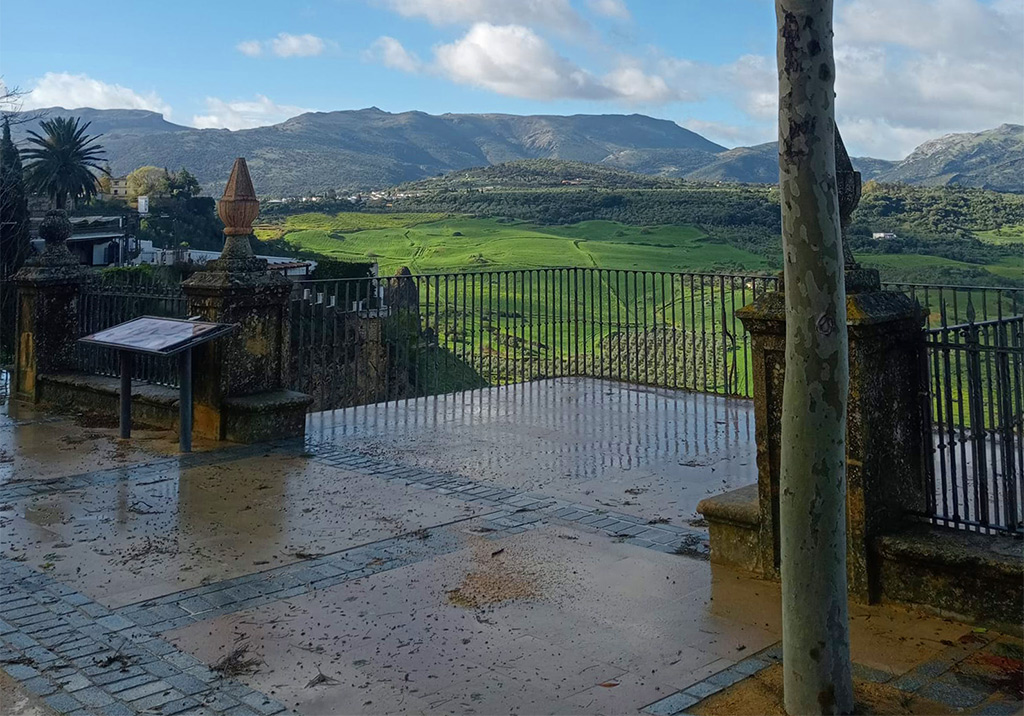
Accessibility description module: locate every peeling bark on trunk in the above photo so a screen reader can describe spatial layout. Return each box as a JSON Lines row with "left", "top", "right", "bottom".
{"left": 775, "top": 0, "right": 854, "bottom": 714}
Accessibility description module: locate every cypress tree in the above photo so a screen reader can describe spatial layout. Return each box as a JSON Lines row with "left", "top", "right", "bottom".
{"left": 1, "top": 117, "right": 32, "bottom": 359}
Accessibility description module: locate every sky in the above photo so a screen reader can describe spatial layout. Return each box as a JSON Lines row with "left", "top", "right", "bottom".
{"left": 1, "top": 0, "right": 1021, "bottom": 159}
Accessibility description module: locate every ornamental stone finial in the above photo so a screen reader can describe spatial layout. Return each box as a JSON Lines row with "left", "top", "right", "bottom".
{"left": 39, "top": 210, "right": 72, "bottom": 246}
{"left": 835, "top": 126, "right": 860, "bottom": 269}
{"left": 835, "top": 126, "right": 880, "bottom": 293}
{"left": 29, "top": 210, "right": 80, "bottom": 268}
{"left": 217, "top": 158, "right": 258, "bottom": 260}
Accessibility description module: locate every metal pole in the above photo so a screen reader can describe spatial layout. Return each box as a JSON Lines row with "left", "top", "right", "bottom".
{"left": 178, "top": 348, "right": 192, "bottom": 453}
{"left": 119, "top": 351, "right": 132, "bottom": 439}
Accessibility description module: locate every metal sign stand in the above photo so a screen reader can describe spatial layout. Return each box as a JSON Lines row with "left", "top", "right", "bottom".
{"left": 116, "top": 347, "right": 192, "bottom": 452}
{"left": 82, "top": 316, "right": 234, "bottom": 453}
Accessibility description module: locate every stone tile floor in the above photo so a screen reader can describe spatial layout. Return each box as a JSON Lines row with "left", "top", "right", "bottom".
{"left": 1, "top": 379, "right": 1021, "bottom": 715}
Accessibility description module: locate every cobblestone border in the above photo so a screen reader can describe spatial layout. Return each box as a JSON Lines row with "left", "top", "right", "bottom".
{"left": 0, "top": 558, "right": 292, "bottom": 716}
{"left": 115, "top": 516, "right": 487, "bottom": 633}
{"left": 310, "top": 446, "right": 710, "bottom": 559}
{"left": 642, "top": 633, "right": 1022, "bottom": 715}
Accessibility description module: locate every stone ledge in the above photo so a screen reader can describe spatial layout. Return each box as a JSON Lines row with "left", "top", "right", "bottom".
{"left": 698, "top": 483, "right": 759, "bottom": 527}
{"left": 222, "top": 390, "right": 314, "bottom": 414}
{"left": 874, "top": 524, "right": 1023, "bottom": 631}
{"left": 42, "top": 372, "right": 179, "bottom": 407}
{"left": 220, "top": 390, "right": 313, "bottom": 444}
{"left": 697, "top": 484, "right": 765, "bottom": 576}
{"left": 37, "top": 372, "right": 178, "bottom": 430}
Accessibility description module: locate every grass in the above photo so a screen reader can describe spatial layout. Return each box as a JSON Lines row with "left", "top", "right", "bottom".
{"left": 975, "top": 224, "right": 1024, "bottom": 246}
{"left": 268, "top": 214, "right": 772, "bottom": 275}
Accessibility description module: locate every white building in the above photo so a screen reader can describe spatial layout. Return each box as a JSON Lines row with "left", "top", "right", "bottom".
{"left": 134, "top": 245, "right": 317, "bottom": 277}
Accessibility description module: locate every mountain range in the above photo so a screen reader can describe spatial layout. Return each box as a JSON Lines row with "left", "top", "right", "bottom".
{"left": 11, "top": 107, "right": 1022, "bottom": 195}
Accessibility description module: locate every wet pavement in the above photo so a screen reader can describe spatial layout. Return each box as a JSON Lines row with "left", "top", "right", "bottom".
{"left": 1, "top": 379, "right": 1021, "bottom": 716}
{"left": 306, "top": 379, "right": 758, "bottom": 525}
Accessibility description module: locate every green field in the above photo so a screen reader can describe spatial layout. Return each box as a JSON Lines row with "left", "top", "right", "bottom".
{"left": 975, "top": 224, "right": 1024, "bottom": 246}
{"left": 275, "top": 212, "right": 1021, "bottom": 407}
{"left": 258, "top": 212, "right": 1021, "bottom": 286}
{"left": 259, "top": 214, "right": 772, "bottom": 275}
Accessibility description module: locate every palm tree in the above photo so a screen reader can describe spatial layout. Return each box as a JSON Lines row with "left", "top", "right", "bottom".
{"left": 22, "top": 116, "right": 106, "bottom": 209}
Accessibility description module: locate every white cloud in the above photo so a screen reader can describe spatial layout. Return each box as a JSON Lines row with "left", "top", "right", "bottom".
{"left": 830, "top": 0, "right": 1024, "bottom": 157}
{"left": 603, "top": 66, "right": 677, "bottom": 103}
{"left": 380, "top": 0, "right": 587, "bottom": 34}
{"left": 372, "top": 23, "right": 676, "bottom": 104}
{"left": 434, "top": 24, "right": 608, "bottom": 99}
{"left": 236, "top": 33, "right": 327, "bottom": 58}
{"left": 651, "top": 0, "right": 1024, "bottom": 157}
{"left": 236, "top": 40, "right": 263, "bottom": 57}
{"left": 587, "top": 0, "right": 630, "bottom": 21}
{"left": 682, "top": 119, "right": 774, "bottom": 148}
{"left": 270, "top": 33, "right": 326, "bottom": 57}
{"left": 364, "top": 36, "right": 422, "bottom": 72}
{"left": 191, "top": 95, "right": 310, "bottom": 130}
{"left": 21, "top": 72, "right": 172, "bottom": 116}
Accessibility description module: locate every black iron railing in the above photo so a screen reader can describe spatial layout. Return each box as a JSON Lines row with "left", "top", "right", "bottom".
{"left": 287, "top": 268, "right": 1023, "bottom": 411}
{"left": 77, "top": 274, "right": 188, "bottom": 387}
{"left": 922, "top": 308, "right": 1023, "bottom": 534}
{"left": 287, "top": 269, "right": 782, "bottom": 411}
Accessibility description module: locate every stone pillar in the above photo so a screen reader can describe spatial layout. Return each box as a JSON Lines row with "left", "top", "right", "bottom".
{"left": 13, "top": 211, "right": 86, "bottom": 403}
{"left": 182, "top": 158, "right": 311, "bottom": 443}
{"left": 734, "top": 273, "right": 928, "bottom": 600}
{"left": 700, "top": 135, "right": 928, "bottom": 601}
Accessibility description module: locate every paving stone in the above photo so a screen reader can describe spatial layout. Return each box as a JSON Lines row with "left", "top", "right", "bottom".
{"left": 104, "top": 673, "right": 158, "bottom": 692}
{"left": 684, "top": 679, "right": 725, "bottom": 699}
{"left": 131, "top": 688, "right": 186, "bottom": 712}
{"left": 3, "top": 631, "right": 38, "bottom": 649}
{"left": 222, "top": 705, "right": 260, "bottom": 716}
{"left": 238, "top": 691, "right": 288, "bottom": 715}
{"left": 199, "top": 691, "right": 240, "bottom": 711}
{"left": 157, "top": 696, "right": 203, "bottom": 715}
{"left": 643, "top": 690, "right": 700, "bottom": 715}
{"left": 3, "top": 662, "right": 40, "bottom": 680}
{"left": 117, "top": 679, "right": 172, "bottom": 701}
{"left": 706, "top": 667, "right": 748, "bottom": 688}
{"left": 4, "top": 605, "right": 50, "bottom": 622}
{"left": 92, "top": 667, "right": 148, "bottom": 687}
{"left": 174, "top": 707, "right": 218, "bottom": 716}
{"left": 164, "top": 651, "right": 201, "bottom": 671}
{"left": 143, "top": 660, "right": 180, "bottom": 678}
{"left": 973, "top": 700, "right": 1024, "bottom": 715}
{"left": 892, "top": 672, "right": 930, "bottom": 693}
{"left": 95, "top": 615, "right": 135, "bottom": 632}
{"left": 732, "top": 656, "right": 771, "bottom": 676}
{"left": 74, "top": 686, "right": 116, "bottom": 708}
{"left": 94, "top": 702, "right": 135, "bottom": 716}
{"left": 55, "top": 672, "right": 92, "bottom": 692}
{"left": 44, "top": 691, "right": 82, "bottom": 714}
{"left": 164, "top": 673, "right": 208, "bottom": 696}
{"left": 918, "top": 674, "right": 990, "bottom": 708}
{"left": 21, "top": 675, "right": 58, "bottom": 696}
{"left": 852, "top": 662, "right": 896, "bottom": 683}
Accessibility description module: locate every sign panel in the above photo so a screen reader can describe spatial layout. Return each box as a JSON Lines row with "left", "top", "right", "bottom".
{"left": 80, "top": 316, "right": 234, "bottom": 356}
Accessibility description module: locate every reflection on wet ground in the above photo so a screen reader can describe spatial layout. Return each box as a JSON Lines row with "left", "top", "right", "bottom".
{"left": 308, "top": 378, "right": 757, "bottom": 523}
{"left": 1, "top": 380, "right": 1020, "bottom": 716}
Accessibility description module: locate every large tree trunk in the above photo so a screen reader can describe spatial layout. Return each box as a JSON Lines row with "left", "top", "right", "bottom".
{"left": 775, "top": 0, "right": 854, "bottom": 714}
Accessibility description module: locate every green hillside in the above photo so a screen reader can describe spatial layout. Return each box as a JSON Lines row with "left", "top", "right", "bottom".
{"left": 256, "top": 215, "right": 773, "bottom": 275}
{"left": 256, "top": 211, "right": 1019, "bottom": 285}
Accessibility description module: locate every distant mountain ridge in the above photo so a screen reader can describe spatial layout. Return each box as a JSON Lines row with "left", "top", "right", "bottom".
{"left": 9, "top": 107, "right": 1021, "bottom": 195}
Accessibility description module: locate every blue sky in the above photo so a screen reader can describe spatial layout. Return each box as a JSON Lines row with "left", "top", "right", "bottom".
{"left": 2, "top": 0, "right": 1021, "bottom": 158}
